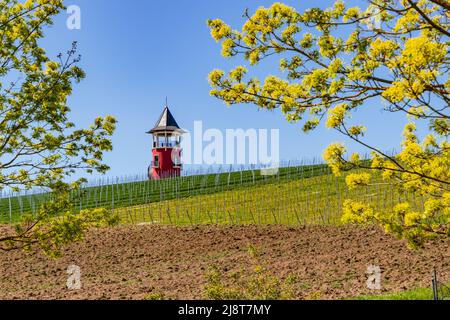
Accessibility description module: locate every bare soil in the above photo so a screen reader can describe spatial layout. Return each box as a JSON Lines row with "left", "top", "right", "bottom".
{"left": 0, "top": 225, "right": 448, "bottom": 300}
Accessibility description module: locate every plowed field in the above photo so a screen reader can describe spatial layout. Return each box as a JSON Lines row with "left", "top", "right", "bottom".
{"left": 0, "top": 225, "right": 448, "bottom": 300}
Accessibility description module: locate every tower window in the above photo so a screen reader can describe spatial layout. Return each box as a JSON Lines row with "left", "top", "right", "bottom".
{"left": 153, "top": 155, "right": 160, "bottom": 168}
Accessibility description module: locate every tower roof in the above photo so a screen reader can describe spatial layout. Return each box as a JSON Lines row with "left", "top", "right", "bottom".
{"left": 147, "top": 106, "right": 185, "bottom": 135}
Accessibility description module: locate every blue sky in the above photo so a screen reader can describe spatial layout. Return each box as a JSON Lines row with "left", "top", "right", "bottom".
{"left": 40, "top": 0, "right": 408, "bottom": 179}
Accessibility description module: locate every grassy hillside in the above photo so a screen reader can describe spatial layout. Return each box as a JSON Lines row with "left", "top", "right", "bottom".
{"left": 114, "top": 170, "right": 425, "bottom": 226}
{"left": 1, "top": 162, "right": 426, "bottom": 226}
{"left": 0, "top": 163, "right": 330, "bottom": 223}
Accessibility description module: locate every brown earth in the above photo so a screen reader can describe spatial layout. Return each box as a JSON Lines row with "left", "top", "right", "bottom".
{"left": 0, "top": 224, "right": 448, "bottom": 300}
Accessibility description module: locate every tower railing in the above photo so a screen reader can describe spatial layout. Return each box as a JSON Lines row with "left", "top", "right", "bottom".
{"left": 153, "top": 142, "right": 181, "bottom": 148}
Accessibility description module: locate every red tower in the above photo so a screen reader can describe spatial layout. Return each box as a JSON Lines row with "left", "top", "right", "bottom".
{"left": 147, "top": 105, "right": 185, "bottom": 180}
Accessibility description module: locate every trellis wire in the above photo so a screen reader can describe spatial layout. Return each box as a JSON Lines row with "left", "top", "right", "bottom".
{"left": 0, "top": 158, "right": 424, "bottom": 225}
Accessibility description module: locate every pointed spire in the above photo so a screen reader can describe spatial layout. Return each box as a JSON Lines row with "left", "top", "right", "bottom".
{"left": 147, "top": 103, "right": 185, "bottom": 134}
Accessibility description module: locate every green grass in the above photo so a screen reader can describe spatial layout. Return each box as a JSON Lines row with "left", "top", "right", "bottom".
{"left": 0, "top": 163, "right": 332, "bottom": 223}
{"left": 114, "top": 169, "right": 424, "bottom": 226}
{"left": 355, "top": 286, "right": 438, "bottom": 300}
{"left": 1, "top": 162, "right": 426, "bottom": 227}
